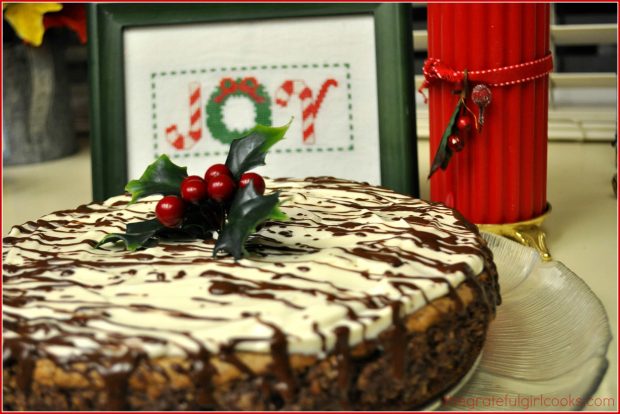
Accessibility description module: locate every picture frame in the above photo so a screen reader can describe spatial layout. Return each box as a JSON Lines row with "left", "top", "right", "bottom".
{"left": 88, "top": 3, "right": 418, "bottom": 201}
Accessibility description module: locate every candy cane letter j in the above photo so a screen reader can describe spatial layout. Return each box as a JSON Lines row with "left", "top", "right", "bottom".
{"left": 165, "top": 82, "right": 202, "bottom": 150}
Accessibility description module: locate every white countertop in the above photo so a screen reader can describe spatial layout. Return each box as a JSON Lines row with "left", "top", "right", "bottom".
{"left": 3, "top": 139, "right": 617, "bottom": 410}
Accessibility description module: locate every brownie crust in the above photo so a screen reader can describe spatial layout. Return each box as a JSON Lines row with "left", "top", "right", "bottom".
{"left": 4, "top": 271, "right": 495, "bottom": 411}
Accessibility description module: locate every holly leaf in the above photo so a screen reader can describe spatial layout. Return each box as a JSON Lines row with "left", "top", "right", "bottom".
{"left": 96, "top": 218, "right": 164, "bottom": 251}
{"left": 213, "top": 185, "right": 288, "bottom": 260}
{"left": 125, "top": 155, "right": 188, "bottom": 204}
{"left": 96, "top": 202, "right": 222, "bottom": 251}
{"left": 428, "top": 101, "right": 462, "bottom": 179}
{"left": 224, "top": 120, "right": 291, "bottom": 179}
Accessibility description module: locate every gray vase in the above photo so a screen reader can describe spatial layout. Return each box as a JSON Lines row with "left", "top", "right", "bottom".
{"left": 3, "top": 37, "right": 77, "bottom": 166}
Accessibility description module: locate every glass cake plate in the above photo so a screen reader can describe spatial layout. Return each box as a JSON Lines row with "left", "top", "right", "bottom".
{"left": 432, "top": 232, "right": 612, "bottom": 411}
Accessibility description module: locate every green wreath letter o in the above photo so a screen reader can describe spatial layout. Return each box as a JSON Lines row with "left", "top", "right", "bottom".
{"left": 206, "top": 78, "right": 272, "bottom": 144}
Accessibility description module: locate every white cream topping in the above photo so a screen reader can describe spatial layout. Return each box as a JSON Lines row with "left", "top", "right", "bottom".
{"left": 3, "top": 178, "right": 488, "bottom": 361}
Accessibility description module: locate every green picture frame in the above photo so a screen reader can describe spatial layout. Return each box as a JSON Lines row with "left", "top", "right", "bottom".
{"left": 88, "top": 3, "right": 418, "bottom": 201}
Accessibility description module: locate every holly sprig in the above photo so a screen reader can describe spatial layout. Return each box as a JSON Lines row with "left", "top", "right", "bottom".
{"left": 428, "top": 70, "right": 479, "bottom": 179}
{"left": 96, "top": 122, "right": 290, "bottom": 259}
{"left": 428, "top": 100, "right": 463, "bottom": 179}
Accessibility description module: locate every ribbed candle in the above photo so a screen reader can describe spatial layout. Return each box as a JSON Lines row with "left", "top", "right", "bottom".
{"left": 427, "top": 4, "right": 550, "bottom": 224}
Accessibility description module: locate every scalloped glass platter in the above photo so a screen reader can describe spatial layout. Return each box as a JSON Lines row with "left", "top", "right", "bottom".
{"left": 425, "top": 233, "right": 612, "bottom": 411}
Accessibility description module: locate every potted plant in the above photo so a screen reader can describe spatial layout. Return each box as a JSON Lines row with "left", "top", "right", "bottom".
{"left": 3, "top": 3, "right": 86, "bottom": 165}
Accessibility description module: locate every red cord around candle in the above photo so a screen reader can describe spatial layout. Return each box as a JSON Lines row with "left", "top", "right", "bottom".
{"left": 419, "top": 53, "right": 553, "bottom": 103}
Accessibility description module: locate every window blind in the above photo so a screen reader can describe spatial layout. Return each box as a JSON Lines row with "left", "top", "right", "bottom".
{"left": 413, "top": 5, "right": 617, "bottom": 142}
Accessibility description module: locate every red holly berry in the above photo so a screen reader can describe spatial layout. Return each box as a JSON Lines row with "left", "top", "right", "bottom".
{"left": 204, "top": 163, "right": 231, "bottom": 182}
{"left": 456, "top": 115, "right": 472, "bottom": 132}
{"left": 208, "top": 174, "right": 236, "bottom": 202}
{"left": 239, "top": 172, "right": 266, "bottom": 195}
{"left": 448, "top": 134, "right": 465, "bottom": 152}
{"left": 180, "top": 176, "right": 208, "bottom": 203}
{"left": 155, "top": 195, "right": 185, "bottom": 227}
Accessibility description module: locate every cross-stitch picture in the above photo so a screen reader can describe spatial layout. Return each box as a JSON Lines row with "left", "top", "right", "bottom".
{"left": 124, "top": 15, "right": 382, "bottom": 184}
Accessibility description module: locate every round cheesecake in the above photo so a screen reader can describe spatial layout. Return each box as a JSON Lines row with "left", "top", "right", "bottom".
{"left": 3, "top": 177, "right": 500, "bottom": 410}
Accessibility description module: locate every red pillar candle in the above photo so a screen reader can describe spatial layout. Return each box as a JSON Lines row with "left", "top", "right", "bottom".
{"left": 427, "top": 4, "right": 550, "bottom": 224}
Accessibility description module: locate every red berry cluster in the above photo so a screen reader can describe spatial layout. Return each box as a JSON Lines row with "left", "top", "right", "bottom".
{"left": 155, "top": 164, "right": 266, "bottom": 228}
{"left": 447, "top": 114, "right": 473, "bottom": 153}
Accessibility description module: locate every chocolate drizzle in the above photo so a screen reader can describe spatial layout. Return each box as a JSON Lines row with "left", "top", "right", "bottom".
{"left": 191, "top": 347, "right": 216, "bottom": 407}
{"left": 12, "top": 343, "right": 36, "bottom": 399}
{"left": 385, "top": 301, "right": 408, "bottom": 382}
{"left": 99, "top": 351, "right": 143, "bottom": 411}
{"left": 3, "top": 176, "right": 500, "bottom": 410}
{"left": 312, "top": 322, "right": 327, "bottom": 354}
{"left": 218, "top": 344, "right": 256, "bottom": 378}
{"left": 268, "top": 326, "right": 297, "bottom": 402}
{"left": 334, "top": 326, "right": 352, "bottom": 408}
